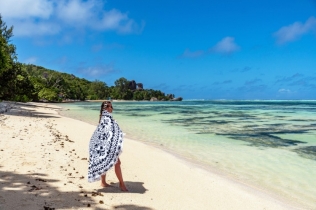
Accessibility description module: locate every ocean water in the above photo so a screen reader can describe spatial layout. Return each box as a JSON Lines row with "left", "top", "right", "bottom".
{"left": 57, "top": 100, "right": 316, "bottom": 208}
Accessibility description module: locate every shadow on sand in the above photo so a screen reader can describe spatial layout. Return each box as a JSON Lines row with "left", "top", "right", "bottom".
{"left": 97, "top": 181, "right": 147, "bottom": 194}
{"left": 113, "top": 204, "right": 153, "bottom": 210}
{"left": 15, "top": 102, "right": 62, "bottom": 110}
{"left": 0, "top": 169, "right": 150, "bottom": 209}
{"left": 0, "top": 170, "right": 95, "bottom": 209}
{"left": 4, "top": 103, "right": 61, "bottom": 118}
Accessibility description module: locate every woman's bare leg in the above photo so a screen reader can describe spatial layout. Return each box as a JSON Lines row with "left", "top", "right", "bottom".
{"left": 115, "top": 158, "right": 128, "bottom": 191}
{"left": 100, "top": 174, "right": 110, "bottom": 187}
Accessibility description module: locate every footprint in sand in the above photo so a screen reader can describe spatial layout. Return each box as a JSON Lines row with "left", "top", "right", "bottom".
{"left": 28, "top": 185, "right": 41, "bottom": 192}
{"left": 43, "top": 205, "right": 55, "bottom": 210}
{"left": 22, "top": 162, "right": 36, "bottom": 166}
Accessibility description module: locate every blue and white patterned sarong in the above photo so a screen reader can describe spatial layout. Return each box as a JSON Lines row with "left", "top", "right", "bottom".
{"left": 88, "top": 110, "right": 123, "bottom": 183}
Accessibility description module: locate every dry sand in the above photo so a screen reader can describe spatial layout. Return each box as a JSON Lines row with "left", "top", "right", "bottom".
{"left": 0, "top": 102, "right": 300, "bottom": 210}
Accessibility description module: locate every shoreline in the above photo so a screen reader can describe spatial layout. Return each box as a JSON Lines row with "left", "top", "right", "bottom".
{"left": 0, "top": 102, "right": 304, "bottom": 209}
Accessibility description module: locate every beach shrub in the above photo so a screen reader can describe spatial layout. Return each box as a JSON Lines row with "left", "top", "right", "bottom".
{"left": 38, "top": 88, "right": 59, "bottom": 102}
{"left": 13, "top": 94, "right": 30, "bottom": 102}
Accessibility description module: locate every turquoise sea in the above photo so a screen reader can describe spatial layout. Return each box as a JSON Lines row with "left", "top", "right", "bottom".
{"left": 57, "top": 100, "right": 316, "bottom": 208}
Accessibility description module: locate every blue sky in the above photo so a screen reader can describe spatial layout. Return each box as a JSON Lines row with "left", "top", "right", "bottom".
{"left": 1, "top": 0, "right": 316, "bottom": 99}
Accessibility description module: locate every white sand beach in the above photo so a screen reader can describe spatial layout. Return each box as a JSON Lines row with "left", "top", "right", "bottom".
{"left": 0, "top": 102, "right": 300, "bottom": 210}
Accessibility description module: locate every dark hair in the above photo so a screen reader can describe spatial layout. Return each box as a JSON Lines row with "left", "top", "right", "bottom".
{"left": 100, "top": 101, "right": 113, "bottom": 116}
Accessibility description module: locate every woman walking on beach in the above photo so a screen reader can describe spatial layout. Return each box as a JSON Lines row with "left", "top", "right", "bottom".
{"left": 88, "top": 101, "right": 128, "bottom": 191}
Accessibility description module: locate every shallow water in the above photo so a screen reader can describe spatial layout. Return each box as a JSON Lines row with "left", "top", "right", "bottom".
{"left": 57, "top": 100, "right": 316, "bottom": 208}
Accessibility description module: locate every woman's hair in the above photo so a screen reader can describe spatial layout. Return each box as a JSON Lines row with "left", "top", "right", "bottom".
{"left": 100, "top": 101, "right": 113, "bottom": 116}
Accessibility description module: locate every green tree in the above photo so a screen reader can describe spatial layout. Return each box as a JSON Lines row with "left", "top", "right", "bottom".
{"left": 38, "top": 87, "right": 59, "bottom": 102}
{"left": 88, "top": 80, "right": 108, "bottom": 99}
{"left": 115, "top": 77, "right": 129, "bottom": 92}
{"left": 132, "top": 90, "right": 144, "bottom": 100}
{"left": 0, "top": 15, "right": 34, "bottom": 101}
{"left": 0, "top": 35, "right": 11, "bottom": 70}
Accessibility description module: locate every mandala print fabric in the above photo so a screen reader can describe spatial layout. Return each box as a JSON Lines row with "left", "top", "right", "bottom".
{"left": 88, "top": 111, "right": 123, "bottom": 182}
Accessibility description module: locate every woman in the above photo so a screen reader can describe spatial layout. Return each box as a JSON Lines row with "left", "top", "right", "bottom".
{"left": 88, "top": 101, "right": 128, "bottom": 191}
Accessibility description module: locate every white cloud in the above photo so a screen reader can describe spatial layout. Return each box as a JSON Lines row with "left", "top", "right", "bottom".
{"left": 12, "top": 20, "right": 61, "bottom": 36}
{"left": 179, "top": 37, "right": 239, "bottom": 58}
{"left": 95, "top": 9, "right": 145, "bottom": 34}
{"left": 0, "top": 0, "right": 54, "bottom": 19}
{"left": 77, "top": 62, "right": 117, "bottom": 78}
{"left": 0, "top": 0, "right": 144, "bottom": 37}
{"left": 278, "top": 88, "right": 291, "bottom": 93}
{"left": 211, "top": 37, "right": 240, "bottom": 55}
{"left": 274, "top": 16, "right": 316, "bottom": 44}
{"left": 56, "top": 0, "right": 97, "bottom": 25}
{"left": 99, "top": 9, "right": 129, "bottom": 30}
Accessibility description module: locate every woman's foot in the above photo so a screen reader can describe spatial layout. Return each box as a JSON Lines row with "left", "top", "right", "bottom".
{"left": 101, "top": 182, "right": 111, "bottom": 187}
{"left": 119, "top": 183, "right": 128, "bottom": 191}
{"left": 100, "top": 174, "right": 111, "bottom": 187}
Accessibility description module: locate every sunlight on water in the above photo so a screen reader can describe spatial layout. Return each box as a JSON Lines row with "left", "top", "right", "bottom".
{"left": 58, "top": 100, "right": 316, "bottom": 208}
